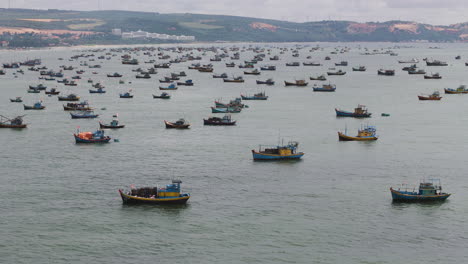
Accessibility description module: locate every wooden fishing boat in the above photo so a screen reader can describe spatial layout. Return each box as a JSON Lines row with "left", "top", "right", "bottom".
{"left": 338, "top": 125, "right": 378, "bottom": 141}
{"left": 198, "top": 67, "right": 213, "bottom": 73}
{"left": 310, "top": 75, "right": 327, "bottom": 81}
{"left": 352, "top": 66, "right": 366, "bottom": 71}
{"left": 70, "top": 111, "right": 99, "bottom": 119}
{"left": 24, "top": 102, "right": 45, "bottom": 110}
{"left": 153, "top": 92, "right": 171, "bottom": 99}
{"left": 303, "top": 62, "right": 321, "bottom": 66}
{"left": 74, "top": 129, "right": 111, "bottom": 143}
{"left": 223, "top": 77, "right": 244, "bottom": 83}
{"left": 213, "top": 73, "right": 228, "bottom": 78}
{"left": 418, "top": 91, "right": 442, "bottom": 100}
{"left": 58, "top": 94, "right": 80, "bottom": 101}
{"left": 89, "top": 88, "right": 106, "bottom": 94}
{"left": 285, "top": 62, "right": 300, "bottom": 66}
{"left": 136, "top": 73, "right": 151, "bottom": 79}
{"left": 99, "top": 114, "right": 125, "bottom": 129}
{"left": 10, "top": 97, "right": 23, "bottom": 103}
{"left": 64, "top": 81, "right": 78, "bottom": 86}
{"left": 313, "top": 84, "right": 336, "bottom": 92}
{"left": 377, "top": 69, "right": 395, "bottom": 76}
{"left": 426, "top": 60, "right": 448, "bottom": 66}
{"left": 164, "top": 118, "right": 190, "bottom": 129}
{"left": 211, "top": 107, "right": 242, "bottom": 113}
{"left": 29, "top": 84, "right": 47, "bottom": 90}
{"left": 241, "top": 92, "right": 268, "bottom": 100}
{"left": 63, "top": 102, "right": 92, "bottom": 111}
{"left": 159, "top": 83, "right": 178, "bottom": 90}
{"left": 335, "top": 61, "right": 348, "bottom": 66}
{"left": 27, "top": 89, "right": 40, "bottom": 93}
{"left": 45, "top": 88, "right": 60, "bottom": 95}
{"left": 107, "top": 72, "right": 123, "bottom": 77}
{"left": 252, "top": 141, "right": 304, "bottom": 160}
{"left": 119, "top": 180, "right": 190, "bottom": 204}
{"left": 408, "top": 69, "right": 426, "bottom": 75}
{"left": 0, "top": 115, "right": 27, "bottom": 128}
{"left": 284, "top": 80, "right": 308, "bottom": 86}
{"left": 424, "top": 73, "right": 442, "bottom": 79}
{"left": 256, "top": 78, "right": 275, "bottom": 85}
{"left": 444, "top": 85, "right": 468, "bottom": 94}
{"left": 335, "top": 105, "right": 371, "bottom": 118}
{"left": 390, "top": 180, "right": 450, "bottom": 202}
{"left": 176, "top": 79, "right": 194, "bottom": 86}
{"left": 327, "top": 70, "right": 346, "bottom": 76}
{"left": 402, "top": 64, "right": 418, "bottom": 71}
{"left": 260, "top": 65, "right": 276, "bottom": 70}
{"left": 244, "top": 69, "right": 260, "bottom": 75}
{"left": 203, "top": 115, "right": 236, "bottom": 126}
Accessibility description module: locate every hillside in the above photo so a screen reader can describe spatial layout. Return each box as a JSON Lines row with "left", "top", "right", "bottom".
{"left": 0, "top": 8, "right": 466, "bottom": 47}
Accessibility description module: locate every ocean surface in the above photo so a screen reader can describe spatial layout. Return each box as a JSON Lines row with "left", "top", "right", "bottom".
{"left": 1, "top": 42, "right": 468, "bottom": 264}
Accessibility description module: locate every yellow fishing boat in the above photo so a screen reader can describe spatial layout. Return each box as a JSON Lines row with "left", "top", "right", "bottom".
{"left": 338, "top": 125, "right": 378, "bottom": 141}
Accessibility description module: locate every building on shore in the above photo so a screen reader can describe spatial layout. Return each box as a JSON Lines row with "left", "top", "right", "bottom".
{"left": 119, "top": 29, "right": 195, "bottom": 41}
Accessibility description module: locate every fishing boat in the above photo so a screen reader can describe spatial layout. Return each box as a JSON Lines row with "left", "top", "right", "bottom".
{"left": 24, "top": 101, "right": 45, "bottom": 110}
{"left": 398, "top": 58, "right": 419, "bottom": 63}
{"left": 118, "top": 180, "right": 190, "bottom": 204}
{"left": 260, "top": 65, "right": 276, "bottom": 70}
{"left": 244, "top": 69, "right": 260, "bottom": 75}
{"left": 159, "top": 83, "right": 178, "bottom": 90}
{"left": 0, "top": 115, "right": 27, "bottom": 128}
{"left": 335, "top": 61, "right": 348, "bottom": 66}
{"left": 444, "top": 85, "right": 468, "bottom": 94}
{"left": 418, "top": 91, "right": 442, "bottom": 100}
{"left": 402, "top": 64, "right": 418, "bottom": 71}
{"left": 313, "top": 84, "right": 336, "bottom": 92}
{"left": 408, "top": 69, "right": 426, "bottom": 75}
{"left": 390, "top": 179, "right": 450, "bottom": 202}
{"left": 64, "top": 80, "right": 78, "bottom": 86}
{"left": 241, "top": 92, "right": 268, "bottom": 100}
{"left": 45, "top": 88, "right": 60, "bottom": 95}
{"left": 335, "top": 105, "right": 372, "bottom": 118}
{"left": 225, "top": 62, "right": 235, "bottom": 67}
{"left": 223, "top": 77, "right": 244, "bottom": 83}
{"left": 256, "top": 78, "right": 275, "bottom": 85}
{"left": 252, "top": 141, "right": 304, "bottom": 160}
{"left": 164, "top": 118, "right": 191, "bottom": 129}
{"left": 153, "top": 92, "right": 171, "bottom": 99}
{"left": 338, "top": 125, "right": 378, "bottom": 141}
{"left": 58, "top": 94, "right": 80, "bottom": 101}
{"left": 177, "top": 79, "right": 194, "bottom": 86}
{"left": 100, "top": 114, "right": 125, "bottom": 129}
{"left": 203, "top": 115, "right": 236, "bottom": 126}
{"left": 136, "top": 73, "right": 151, "bottom": 79}
{"left": 352, "top": 66, "right": 366, "bottom": 71}
{"left": 285, "top": 62, "right": 300, "bottom": 66}
{"left": 159, "top": 77, "right": 174, "bottom": 83}
{"left": 107, "top": 72, "right": 123, "bottom": 77}
{"left": 310, "top": 75, "right": 327, "bottom": 81}
{"left": 63, "top": 101, "right": 92, "bottom": 111}
{"left": 426, "top": 60, "right": 448, "bottom": 66}
{"left": 10, "top": 97, "right": 23, "bottom": 103}
{"left": 424, "top": 73, "right": 442, "bottom": 79}
{"left": 327, "top": 70, "right": 346, "bottom": 76}
{"left": 377, "top": 69, "right": 395, "bottom": 76}
{"left": 303, "top": 62, "right": 321, "bottom": 66}
{"left": 198, "top": 67, "right": 213, "bottom": 73}
{"left": 74, "top": 129, "right": 111, "bottom": 143}
{"left": 70, "top": 111, "right": 99, "bottom": 119}
{"left": 284, "top": 80, "right": 308, "bottom": 86}
{"left": 119, "top": 91, "right": 133, "bottom": 98}
{"left": 89, "top": 87, "right": 106, "bottom": 94}
{"left": 29, "top": 84, "right": 47, "bottom": 90}
{"left": 27, "top": 88, "right": 40, "bottom": 93}
{"left": 211, "top": 107, "right": 242, "bottom": 113}
{"left": 213, "top": 73, "right": 228, "bottom": 78}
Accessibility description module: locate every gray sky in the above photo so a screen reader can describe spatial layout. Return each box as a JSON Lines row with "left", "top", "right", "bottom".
{"left": 4, "top": 0, "right": 467, "bottom": 25}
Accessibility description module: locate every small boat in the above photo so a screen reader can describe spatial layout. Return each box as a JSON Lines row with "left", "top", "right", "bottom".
{"left": 310, "top": 75, "right": 327, "bottom": 81}
{"left": 303, "top": 62, "right": 321, "bottom": 66}
{"left": 352, "top": 66, "right": 366, "bottom": 71}
{"left": 24, "top": 101, "right": 45, "bottom": 110}
{"left": 74, "top": 129, "right": 111, "bottom": 143}
{"left": 285, "top": 62, "right": 300, "bottom": 66}
{"left": 70, "top": 111, "right": 99, "bottom": 119}
{"left": 327, "top": 70, "right": 346, "bottom": 76}
{"left": 244, "top": 69, "right": 260, "bottom": 75}
{"left": 215, "top": 98, "right": 244, "bottom": 109}
{"left": 211, "top": 107, "right": 242, "bottom": 113}
{"left": 390, "top": 179, "right": 450, "bottom": 202}
{"left": 338, "top": 125, "right": 378, "bottom": 141}
{"left": 27, "top": 88, "right": 40, "bottom": 93}
{"left": 198, "top": 67, "right": 213, "bottom": 73}
{"left": 426, "top": 60, "right": 448, "bottom": 66}
{"left": 424, "top": 73, "right": 442, "bottom": 79}
{"left": 444, "top": 85, "right": 468, "bottom": 94}
{"left": 176, "top": 79, "right": 194, "bottom": 86}
{"left": 398, "top": 58, "right": 419, "bottom": 63}
{"left": 45, "top": 88, "right": 60, "bottom": 95}
{"left": 0, "top": 115, "right": 27, "bottom": 128}
{"left": 335, "top": 105, "right": 371, "bottom": 118}
{"left": 107, "top": 72, "right": 123, "bottom": 77}
{"left": 223, "top": 77, "right": 244, "bottom": 83}
{"left": 225, "top": 62, "right": 235, "bottom": 67}
{"left": 159, "top": 83, "right": 178, "bottom": 90}
{"left": 119, "top": 91, "right": 133, "bottom": 98}
{"left": 418, "top": 91, "right": 442, "bottom": 101}
{"left": 256, "top": 78, "right": 275, "bottom": 85}
{"left": 29, "top": 84, "right": 47, "bottom": 90}
{"left": 284, "top": 80, "right": 308, "bottom": 86}
{"left": 241, "top": 92, "right": 268, "bottom": 100}
{"left": 10, "top": 97, "right": 23, "bottom": 103}
{"left": 408, "top": 69, "right": 426, "bottom": 75}
{"left": 381, "top": 113, "right": 390, "bottom": 117}
{"left": 203, "top": 115, "right": 236, "bottom": 126}
{"left": 402, "top": 64, "right": 418, "bottom": 71}
{"left": 252, "top": 141, "right": 304, "bottom": 160}
{"left": 89, "top": 88, "right": 106, "bottom": 94}
{"left": 455, "top": 55, "right": 461, "bottom": 60}
{"left": 63, "top": 101, "right": 92, "bottom": 111}
{"left": 118, "top": 180, "right": 190, "bottom": 204}
{"left": 213, "top": 73, "right": 228, "bottom": 78}
{"left": 313, "top": 84, "right": 336, "bottom": 92}
{"left": 136, "top": 73, "right": 151, "bottom": 79}
{"left": 325, "top": 56, "right": 331, "bottom": 60}
{"left": 377, "top": 69, "right": 395, "bottom": 76}
{"left": 164, "top": 118, "right": 190, "bottom": 129}
{"left": 100, "top": 114, "right": 125, "bottom": 129}
{"left": 64, "top": 81, "right": 78, "bottom": 86}
{"left": 153, "top": 92, "right": 171, "bottom": 99}
{"left": 260, "top": 65, "right": 276, "bottom": 70}
{"left": 58, "top": 94, "right": 80, "bottom": 101}
{"left": 335, "top": 61, "right": 348, "bottom": 66}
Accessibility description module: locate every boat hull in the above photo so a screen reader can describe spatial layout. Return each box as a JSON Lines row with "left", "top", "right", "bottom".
{"left": 252, "top": 150, "right": 304, "bottom": 160}
{"left": 119, "top": 190, "right": 190, "bottom": 204}
{"left": 0, "top": 124, "right": 27, "bottom": 128}
{"left": 390, "top": 188, "right": 450, "bottom": 202}
{"left": 418, "top": 96, "right": 442, "bottom": 101}
{"left": 338, "top": 132, "right": 378, "bottom": 141}
{"left": 203, "top": 120, "right": 236, "bottom": 126}
{"left": 74, "top": 135, "right": 110, "bottom": 143}
{"left": 99, "top": 123, "right": 125, "bottom": 129}
{"left": 164, "top": 121, "right": 190, "bottom": 129}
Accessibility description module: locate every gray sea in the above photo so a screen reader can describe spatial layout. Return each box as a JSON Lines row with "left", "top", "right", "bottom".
{"left": 1, "top": 42, "right": 468, "bottom": 263}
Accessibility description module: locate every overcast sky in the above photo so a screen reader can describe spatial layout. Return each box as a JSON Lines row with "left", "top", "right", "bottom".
{"left": 4, "top": 0, "right": 467, "bottom": 25}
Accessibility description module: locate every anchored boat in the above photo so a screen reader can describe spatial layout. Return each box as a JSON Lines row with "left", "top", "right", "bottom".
{"left": 390, "top": 179, "right": 450, "bottom": 202}
{"left": 74, "top": 129, "right": 111, "bottom": 143}
{"left": 338, "top": 125, "right": 378, "bottom": 141}
{"left": 119, "top": 180, "right": 190, "bottom": 204}
{"left": 252, "top": 141, "right": 304, "bottom": 160}
{"left": 335, "top": 105, "right": 371, "bottom": 118}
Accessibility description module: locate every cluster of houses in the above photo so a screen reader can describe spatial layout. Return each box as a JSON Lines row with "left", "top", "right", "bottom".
{"left": 112, "top": 29, "right": 195, "bottom": 41}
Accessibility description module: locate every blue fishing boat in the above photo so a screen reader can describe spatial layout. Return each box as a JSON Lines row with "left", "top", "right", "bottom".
{"left": 177, "top": 79, "right": 194, "bottom": 86}
{"left": 211, "top": 107, "right": 242, "bottom": 113}
{"left": 252, "top": 141, "right": 304, "bottom": 160}
{"left": 119, "top": 179, "right": 190, "bottom": 204}
{"left": 119, "top": 91, "right": 133, "bottom": 98}
{"left": 24, "top": 101, "right": 45, "bottom": 110}
{"left": 241, "top": 92, "right": 268, "bottom": 100}
{"left": 390, "top": 179, "right": 451, "bottom": 202}
{"left": 74, "top": 129, "right": 111, "bottom": 143}
{"left": 335, "top": 105, "right": 371, "bottom": 118}
{"left": 70, "top": 111, "right": 99, "bottom": 119}
{"left": 89, "top": 88, "right": 106, "bottom": 94}
{"left": 159, "top": 83, "right": 178, "bottom": 90}
{"left": 313, "top": 84, "right": 336, "bottom": 92}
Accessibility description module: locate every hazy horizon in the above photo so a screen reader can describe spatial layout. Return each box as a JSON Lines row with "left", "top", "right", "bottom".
{"left": 1, "top": 0, "right": 467, "bottom": 26}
